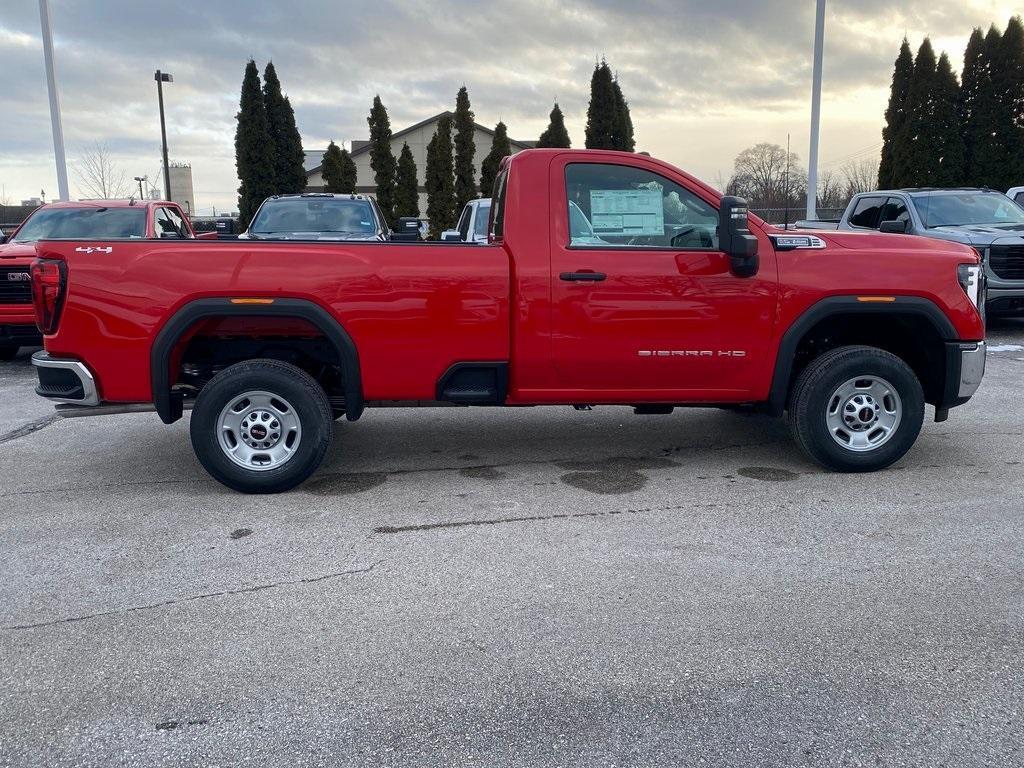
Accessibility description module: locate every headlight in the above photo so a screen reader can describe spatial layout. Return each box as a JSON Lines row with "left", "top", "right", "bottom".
{"left": 958, "top": 263, "right": 986, "bottom": 324}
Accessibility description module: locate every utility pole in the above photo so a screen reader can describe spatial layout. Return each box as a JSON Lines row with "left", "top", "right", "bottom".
{"left": 155, "top": 70, "right": 173, "bottom": 201}
{"left": 38, "top": 0, "right": 69, "bottom": 201}
{"left": 806, "top": 0, "right": 826, "bottom": 220}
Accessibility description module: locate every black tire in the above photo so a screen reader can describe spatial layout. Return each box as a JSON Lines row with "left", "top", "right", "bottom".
{"left": 787, "top": 345, "right": 924, "bottom": 472}
{"left": 0, "top": 345, "right": 19, "bottom": 361}
{"left": 190, "top": 359, "right": 333, "bottom": 493}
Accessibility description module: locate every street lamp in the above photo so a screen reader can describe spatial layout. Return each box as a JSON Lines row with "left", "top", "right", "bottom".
{"left": 134, "top": 175, "right": 147, "bottom": 199}
{"left": 154, "top": 70, "right": 173, "bottom": 201}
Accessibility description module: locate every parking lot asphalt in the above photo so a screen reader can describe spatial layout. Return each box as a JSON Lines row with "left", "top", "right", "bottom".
{"left": 1, "top": 321, "right": 1023, "bottom": 767}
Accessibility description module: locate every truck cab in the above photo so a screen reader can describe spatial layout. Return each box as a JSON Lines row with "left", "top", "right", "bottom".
{"left": 442, "top": 198, "right": 491, "bottom": 243}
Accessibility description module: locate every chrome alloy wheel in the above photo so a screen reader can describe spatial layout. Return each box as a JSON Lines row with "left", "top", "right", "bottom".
{"left": 216, "top": 391, "right": 302, "bottom": 471}
{"left": 825, "top": 375, "right": 902, "bottom": 452}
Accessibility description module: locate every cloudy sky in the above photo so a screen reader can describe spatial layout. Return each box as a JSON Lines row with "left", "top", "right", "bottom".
{"left": 1, "top": 0, "right": 1019, "bottom": 214}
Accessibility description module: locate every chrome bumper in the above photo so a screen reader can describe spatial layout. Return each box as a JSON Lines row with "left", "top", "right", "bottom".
{"left": 31, "top": 351, "right": 100, "bottom": 406}
{"left": 957, "top": 341, "right": 986, "bottom": 398}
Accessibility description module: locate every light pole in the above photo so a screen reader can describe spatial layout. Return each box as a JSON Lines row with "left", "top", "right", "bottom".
{"left": 134, "top": 176, "right": 146, "bottom": 199}
{"left": 38, "top": 0, "right": 69, "bottom": 201}
{"left": 806, "top": 0, "right": 826, "bottom": 220}
{"left": 154, "top": 70, "right": 173, "bottom": 201}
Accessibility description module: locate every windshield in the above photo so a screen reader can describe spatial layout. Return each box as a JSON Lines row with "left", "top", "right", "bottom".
{"left": 249, "top": 198, "right": 378, "bottom": 235}
{"left": 913, "top": 193, "right": 1024, "bottom": 228}
{"left": 13, "top": 207, "right": 147, "bottom": 242}
{"left": 473, "top": 202, "right": 491, "bottom": 239}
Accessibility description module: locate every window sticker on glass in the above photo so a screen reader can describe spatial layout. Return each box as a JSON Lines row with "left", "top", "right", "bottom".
{"left": 590, "top": 189, "right": 665, "bottom": 237}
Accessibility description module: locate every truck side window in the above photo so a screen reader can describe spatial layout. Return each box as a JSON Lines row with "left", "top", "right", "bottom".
{"left": 565, "top": 163, "right": 717, "bottom": 249}
{"left": 163, "top": 206, "right": 193, "bottom": 238}
{"left": 154, "top": 208, "right": 182, "bottom": 238}
{"left": 881, "top": 197, "right": 910, "bottom": 225}
{"left": 849, "top": 197, "right": 886, "bottom": 229}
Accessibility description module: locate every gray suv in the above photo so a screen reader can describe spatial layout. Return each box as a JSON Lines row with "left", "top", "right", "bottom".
{"left": 800, "top": 188, "right": 1024, "bottom": 315}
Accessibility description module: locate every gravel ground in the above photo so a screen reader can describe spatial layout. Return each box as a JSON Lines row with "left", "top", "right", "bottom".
{"left": 1, "top": 320, "right": 1022, "bottom": 767}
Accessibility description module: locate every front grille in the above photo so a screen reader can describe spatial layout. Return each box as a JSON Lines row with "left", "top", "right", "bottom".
{"left": 0, "top": 267, "right": 32, "bottom": 304}
{"left": 989, "top": 244, "right": 1024, "bottom": 281}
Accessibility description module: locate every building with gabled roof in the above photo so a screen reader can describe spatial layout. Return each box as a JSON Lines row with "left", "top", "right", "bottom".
{"left": 304, "top": 111, "right": 534, "bottom": 218}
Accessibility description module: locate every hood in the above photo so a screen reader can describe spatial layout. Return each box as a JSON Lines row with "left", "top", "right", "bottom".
{"left": 927, "top": 223, "right": 1024, "bottom": 246}
{"left": 804, "top": 228, "right": 977, "bottom": 259}
{"left": 0, "top": 241, "right": 37, "bottom": 262}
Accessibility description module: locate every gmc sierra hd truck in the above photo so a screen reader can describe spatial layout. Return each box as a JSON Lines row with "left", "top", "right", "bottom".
{"left": 29, "top": 149, "right": 987, "bottom": 493}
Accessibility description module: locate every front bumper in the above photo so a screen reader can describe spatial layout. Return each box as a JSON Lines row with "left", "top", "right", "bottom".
{"left": 939, "top": 341, "right": 986, "bottom": 414}
{"left": 31, "top": 351, "right": 100, "bottom": 406}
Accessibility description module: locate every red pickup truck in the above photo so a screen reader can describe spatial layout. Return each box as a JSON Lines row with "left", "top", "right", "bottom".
{"left": 29, "top": 149, "right": 986, "bottom": 493}
{"left": 1, "top": 198, "right": 211, "bottom": 359}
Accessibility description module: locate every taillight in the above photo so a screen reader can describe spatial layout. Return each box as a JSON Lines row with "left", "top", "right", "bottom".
{"left": 30, "top": 258, "right": 67, "bottom": 334}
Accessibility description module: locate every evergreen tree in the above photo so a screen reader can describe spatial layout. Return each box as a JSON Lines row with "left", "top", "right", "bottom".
{"left": 993, "top": 16, "right": 1024, "bottom": 187}
{"left": 367, "top": 95, "right": 398, "bottom": 227}
{"left": 321, "top": 141, "right": 344, "bottom": 192}
{"left": 425, "top": 115, "right": 457, "bottom": 239}
{"left": 878, "top": 39, "right": 914, "bottom": 188}
{"left": 480, "top": 122, "right": 512, "bottom": 197}
{"left": 611, "top": 75, "right": 635, "bottom": 151}
{"left": 395, "top": 142, "right": 420, "bottom": 218}
{"left": 339, "top": 147, "right": 357, "bottom": 194}
{"left": 932, "top": 53, "right": 966, "bottom": 186}
{"left": 537, "top": 102, "right": 571, "bottom": 148}
{"left": 585, "top": 60, "right": 618, "bottom": 149}
{"left": 892, "top": 40, "right": 939, "bottom": 187}
{"left": 959, "top": 29, "right": 987, "bottom": 186}
{"left": 968, "top": 26, "right": 1006, "bottom": 187}
{"left": 235, "top": 59, "right": 276, "bottom": 229}
{"left": 453, "top": 86, "right": 478, "bottom": 210}
{"left": 262, "top": 61, "right": 307, "bottom": 194}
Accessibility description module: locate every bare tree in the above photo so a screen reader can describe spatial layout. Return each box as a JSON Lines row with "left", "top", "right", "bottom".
{"left": 728, "top": 142, "right": 808, "bottom": 211}
{"left": 842, "top": 158, "right": 880, "bottom": 197}
{"left": 816, "top": 169, "right": 846, "bottom": 210}
{"left": 74, "top": 142, "right": 133, "bottom": 199}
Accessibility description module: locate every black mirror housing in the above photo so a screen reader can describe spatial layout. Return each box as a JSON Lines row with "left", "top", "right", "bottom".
{"left": 0, "top": 233, "right": 7, "bottom": 244}
{"left": 719, "top": 196, "right": 759, "bottom": 278}
{"left": 879, "top": 219, "right": 907, "bottom": 234}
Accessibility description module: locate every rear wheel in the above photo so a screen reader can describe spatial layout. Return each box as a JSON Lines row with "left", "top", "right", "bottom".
{"left": 0, "top": 345, "right": 19, "bottom": 361}
{"left": 788, "top": 345, "right": 924, "bottom": 472}
{"left": 190, "top": 359, "right": 333, "bottom": 493}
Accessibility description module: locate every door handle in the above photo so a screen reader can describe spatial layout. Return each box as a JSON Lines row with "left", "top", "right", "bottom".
{"left": 560, "top": 271, "right": 607, "bottom": 282}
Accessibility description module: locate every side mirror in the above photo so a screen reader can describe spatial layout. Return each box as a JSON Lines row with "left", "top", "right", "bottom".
{"left": 879, "top": 219, "right": 908, "bottom": 234}
{"left": 719, "top": 196, "right": 759, "bottom": 278}
{"left": 0, "top": 232, "right": 7, "bottom": 244}
{"left": 440, "top": 229, "right": 462, "bottom": 242}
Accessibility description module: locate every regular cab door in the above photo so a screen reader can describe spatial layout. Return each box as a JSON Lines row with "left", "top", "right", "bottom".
{"left": 549, "top": 160, "right": 776, "bottom": 399}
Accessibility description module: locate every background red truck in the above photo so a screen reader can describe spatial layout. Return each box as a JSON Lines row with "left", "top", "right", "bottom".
{"left": 1, "top": 198, "right": 212, "bottom": 359}
{"left": 29, "top": 149, "right": 987, "bottom": 492}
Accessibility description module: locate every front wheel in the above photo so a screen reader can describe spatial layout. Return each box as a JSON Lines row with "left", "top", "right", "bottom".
{"left": 190, "top": 359, "right": 333, "bottom": 493}
{"left": 788, "top": 345, "right": 924, "bottom": 472}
